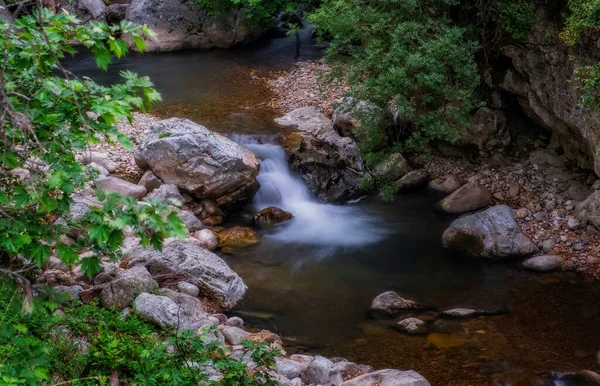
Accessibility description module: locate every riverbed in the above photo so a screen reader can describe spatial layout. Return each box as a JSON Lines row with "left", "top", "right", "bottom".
{"left": 68, "top": 29, "right": 600, "bottom": 385}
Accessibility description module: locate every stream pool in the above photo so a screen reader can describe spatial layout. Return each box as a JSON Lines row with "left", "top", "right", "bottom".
{"left": 68, "top": 29, "right": 600, "bottom": 385}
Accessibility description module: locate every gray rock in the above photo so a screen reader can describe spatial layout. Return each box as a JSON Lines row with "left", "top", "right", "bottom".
{"left": 138, "top": 170, "right": 162, "bottom": 193}
{"left": 276, "top": 358, "right": 305, "bottom": 380}
{"left": 135, "top": 118, "right": 259, "bottom": 208}
{"left": 277, "top": 107, "right": 366, "bottom": 202}
{"left": 100, "top": 266, "right": 158, "bottom": 310}
{"left": 177, "top": 281, "right": 200, "bottom": 297}
{"left": 341, "top": 369, "right": 431, "bottom": 386}
{"left": 89, "top": 162, "right": 109, "bottom": 177}
{"left": 541, "top": 239, "right": 556, "bottom": 253}
{"left": 0, "top": 1, "right": 12, "bottom": 21}
{"left": 371, "top": 291, "right": 417, "bottom": 314}
{"left": 219, "top": 326, "right": 251, "bottom": 345}
{"left": 69, "top": 202, "right": 91, "bottom": 221}
{"left": 146, "top": 184, "right": 185, "bottom": 206}
{"left": 442, "top": 205, "right": 538, "bottom": 259}
{"left": 576, "top": 190, "right": 600, "bottom": 230}
{"left": 428, "top": 175, "right": 461, "bottom": 194}
{"left": 225, "top": 316, "right": 244, "bottom": 328}
{"left": 332, "top": 97, "right": 386, "bottom": 139}
{"left": 301, "top": 356, "right": 343, "bottom": 386}
{"left": 106, "top": 3, "right": 127, "bottom": 23}
{"left": 55, "top": 285, "right": 84, "bottom": 303}
{"left": 335, "top": 361, "right": 373, "bottom": 381}
{"left": 522, "top": 255, "right": 564, "bottom": 272}
{"left": 566, "top": 181, "right": 592, "bottom": 201}
{"left": 133, "top": 293, "right": 182, "bottom": 329}
{"left": 81, "top": 151, "right": 118, "bottom": 173}
{"left": 374, "top": 153, "right": 410, "bottom": 181}
{"left": 126, "top": 238, "right": 247, "bottom": 310}
{"left": 395, "top": 318, "right": 427, "bottom": 335}
{"left": 96, "top": 176, "right": 147, "bottom": 199}
{"left": 395, "top": 169, "right": 430, "bottom": 192}
{"left": 192, "top": 229, "right": 218, "bottom": 251}
{"left": 160, "top": 288, "right": 208, "bottom": 326}
{"left": 437, "top": 182, "right": 492, "bottom": 214}
{"left": 441, "top": 308, "right": 492, "bottom": 318}
{"left": 567, "top": 216, "right": 580, "bottom": 230}
{"left": 177, "top": 209, "right": 204, "bottom": 233}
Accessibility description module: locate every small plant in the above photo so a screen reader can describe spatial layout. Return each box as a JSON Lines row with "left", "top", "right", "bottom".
{"left": 493, "top": 0, "right": 536, "bottom": 41}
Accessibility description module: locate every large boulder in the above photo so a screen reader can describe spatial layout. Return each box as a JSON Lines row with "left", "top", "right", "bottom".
{"left": 341, "top": 369, "right": 430, "bottom": 386}
{"left": 428, "top": 174, "right": 461, "bottom": 194}
{"left": 125, "top": 0, "right": 263, "bottom": 52}
{"left": 437, "top": 181, "right": 492, "bottom": 214}
{"left": 125, "top": 238, "right": 247, "bottom": 310}
{"left": 132, "top": 292, "right": 210, "bottom": 330}
{"left": 277, "top": 107, "right": 366, "bottom": 203}
{"left": 300, "top": 356, "right": 343, "bottom": 386}
{"left": 442, "top": 205, "right": 538, "bottom": 259}
{"left": 135, "top": 118, "right": 260, "bottom": 208}
{"left": 100, "top": 266, "right": 158, "bottom": 310}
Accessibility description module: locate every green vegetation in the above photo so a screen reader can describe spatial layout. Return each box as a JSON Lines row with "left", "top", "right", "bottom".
{"left": 493, "top": 0, "right": 536, "bottom": 40}
{"left": 0, "top": 280, "right": 279, "bottom": 385}
{"left": 190, "top": 0, "right": 298, "bottom": 27}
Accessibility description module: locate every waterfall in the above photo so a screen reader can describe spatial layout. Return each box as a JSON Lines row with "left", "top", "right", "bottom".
{"left": 235, "top": 135, "right": 387, "bottom": 248}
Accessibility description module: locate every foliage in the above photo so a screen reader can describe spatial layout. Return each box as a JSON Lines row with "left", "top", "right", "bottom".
{"left": 0, "top": 280, "right": 280, "bottom": 385}
{"left": 190, "top": 0, "right": 298, "bottom": 27}
{"left": 492, "top": 0, "right": 536, "bottom": 40}
{"left": 0, "top": 10, "right": 187, "bottom": 278}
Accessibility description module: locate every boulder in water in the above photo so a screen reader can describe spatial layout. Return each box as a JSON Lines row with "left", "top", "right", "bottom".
{"left": 442, "top": 205, "right": 538, "bottom": 259}
{"left": 522, "top": 255, "right": 564, "bottom": 272}
{"left": 253, "top": 207, "right": 293, "bottom": 226}
{"left": 395, "top": 169, "right": 430, "bottom": 192}
{"left": 217, "top": 226, "right": 260, "bottom": 254}
{"left": 437, "top": 181, "right": 492, "bottom": 214}
{"left": 371, "top": 291, "right": 417, "bottom": 314}
{"left": 135, "top": 118, "right": 260, "bottom": 208}
{"left": 341, "top": 369, "right": 430, "bottom": 386}
{"left": 395, "top": 318, "right": 428, "bottom": 335}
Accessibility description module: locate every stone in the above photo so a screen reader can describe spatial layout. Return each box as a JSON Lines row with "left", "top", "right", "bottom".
{"left": 395, "top": 170, "right": 430, "bottom": 192}
{"left": 576, "top": 370, "right": 600, "bottom": 384}
{"left": 138, "top": 170, "right": 162, "bottom": 193}
{"left": 508, "top": 183, "right": 520, "bottom": 198}
{"left": 341, "top": 369, "right": 430, "bottom": 386}
{"left": 96, "top": 176, "right": 147, "bottom": 199}
{"left": 146, "top": 184, "right": 185, "bottom": 206}
{"left": 300, "top": 356, "right": 343, "bottom": 386}
{"left": 80, "top": 151, "right": 118, "bottom": 173}
{"left": 371, "top": 291, "right": 417, "bottom": 314}
{"left": 10, "top": 168, "right": 31, "bottom": 180}
{"left": 126, "top": 238, "right": 247, "bottom": 310}
{"left": 576, "top": 190, "right": 600, "bottom": 230}
{"left": 217, "top": 226, "right": 260, "bottom": 252}
{"left": 529, "top": 149, "right": 565, "bottom": 168}
{"left": 225, "top": 316, "right": 244, "bottom": 328}
{"left": 541, "top": 239, "right": 556, "bottom": 253}
{"left": 335, "top": 361, "right": 373, "bottom": 381}
{"left": 277, "top": 107, "right": 366, "bottom": 202}
{"left": 54, "top": 285, "right": 84, "bottom": 304}
{"left": 105, "top": 3, "right": 127, "bottom": 23}
{"left": 374, "top": 153, "right": 410, "bottom": 181}
{"left": 460, "top": 108, "right": 510, "bottom": 152}
{"left": 567, "top": 217, "right": 580, "bottom": 230}
{"left": 192, "top": 229, "right": 218, "bottom": 251}
{"left": 515, "top": 208, "right": 530, "bottom": 219}
{"left": 253, "top": 207, "right": 293, "bottom": 226}
{"left": 203, "top": 216, "right": 224, "bottom": 226}
{"left": 220, "top": 326, "right": 251, "bottom": 345}
{"left": 133, "top": 293, "right": 184, "bottom": 329}
{"left": 440, "top": 308, "right": 499, "bottom": 318}
{"left": 177, "top": 209, "right": 204, "bottom": 233}
{"left": 566, "top": 181, "right": 592, "bottom": 202}
{"left": 437, "top": 182, "right": 492, "bottom": 214}
{"left": 76, "top": 0, "right": 106, "bottom": 19}
{"left": 428, "top": 175, "right": 461, "bottom": 194}
{"left": 442, "top": 205, "right": 538, "bottom": 259}
{"left": 135, "top": 118, "right": 259, "bottom": 208}
{"left": 125, "top": 0, "right": 262, "bottom": 52}
{"left": 395, "top": 318, "right": 427, "bottom": 335}
{"left": 177, "top": 282, "right": 200, "bottom": 297}
{"left": 0, "top": 1, "right": 12, "bottom": 21}
{"left": 522, "top": 255, "right": 564, "bottom": 272}
{"left": 332, "top": 97, "right": 386, "bottom": 139}
{"left": 100, "top": 266, "right": 158, "bottom": 310}
{"left": 160, "top": 288, "right": 209, "bottom": 326}
{"left": 276, "top": 358, "right": 304, "bottom": 380}
{"left": 89, "top": 162, "right": 109, "bottom": 177}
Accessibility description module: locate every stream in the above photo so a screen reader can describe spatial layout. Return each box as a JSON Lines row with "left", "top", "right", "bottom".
{"left": 67, "top": 28, "right": 600, "bottom": 385}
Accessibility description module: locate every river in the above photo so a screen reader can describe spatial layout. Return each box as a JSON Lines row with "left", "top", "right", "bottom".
{"left": 67, "top": 28, "right": 600, "bottom": 385}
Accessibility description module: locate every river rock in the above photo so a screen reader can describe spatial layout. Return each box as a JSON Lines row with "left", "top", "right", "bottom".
{"left": 220, "top": 326, "right": 251, "bottom": 345}
{"left": 135, "top": 118, "right": 260, "bottom": 208}
{"left": 177, "top": 281, "right": 200, "bottom": 297}
{"left": 332, "top": 97, "right": 386, "bottom": 139}
{"left": 146, "top": 184, "right": 185, "bottom": 206}
{"left": 395, "top": 318, "right": 427, "bottom": 335}
{"left": 428, "top": 174, "right": 461, "bottom": 194}
{"left": 395, "top": 169, "right": 430, "bottom": 192}
{"left": 437, "top": 181, "right": 492, "bottom": 214}
{"left": 100, "top": 266, "right": 158, "bottom": 310}
{"left": 277, "top": 107, "right": 366, "bottom": 203}
{"left": 192, "top": 229, "right": 218, "bottom": 250}
{"left": 133, "top": 293, "right": 185, "bottom": 329}
{"left": 217, "top": 226, "right": 260, "bottom": 253}
{"left": 225, "top": 316, "right": 244, "bottom": 328}
{"left": 374, "top": 153, "right": 410, "bottom": 181}
{"left": 138, "top": 170, "right": 162, "bottom": 193}
{"left": 341, "top": 369, "right": 430, "bottom": 386}
{"left": 96, "top": 176, "right": 147, "bottom": 199}
{"left": 160, "top": 288, "right": 209, "bottom": 325}
{"left": 301, "top": 356, "right": 343, "bottom": 386}
{"left": 125, "top": 238, "right": 247, "bottom": 310}
{"left": 174, "top": 209, "right": 204, "bottom": 233}
{"left": 442, "top": 205, "right": 538, "bottom": 259}
{"left": 522, "top": 255, "right": 564, "bottom": 272}
{"left": 125, "top": 0, "right": 263, "bottom": 52}
{"left": 576, "top": 190, "right": 600, "bottom": 231}
{"left": 253, "top": 206, "right": 293, "bottom": 226}
{"left": 277, "top": 358, "right": 305, "bottom": 379}
{"left": 371, "top": 291, "right": 417, "bottom": 314}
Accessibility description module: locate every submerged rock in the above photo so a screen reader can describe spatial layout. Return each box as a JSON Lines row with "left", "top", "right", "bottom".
{"left": 437, "top": 181, "right": 492, "bottom": 214}
{"left": 522, "top": 255, "right": 564, "bottom": 272}
{"left": 442, "top": 205, "right": 537, "bottom": 259}
{"left": 341, "top": 369, "right": 430, "bottom": 386}
{"left": 441, "top": 308, "right": 503, "bottom": 319}
{"left": 253, "top": 206, "right": 293, "bottom": 226}
{"left": 371, "top": 291, "right": 417, "bottom": 314}
{"left": 217, "top": 226, "right": 260, "bottom": 253}
{"left": 135, "top": 118, "right": 260, "bottom": 208}
{"left": 395, "top": 318, "right": 428, "bottom": 335}
{"left": 277, "top": 107, "right": 366, "bottom": 203}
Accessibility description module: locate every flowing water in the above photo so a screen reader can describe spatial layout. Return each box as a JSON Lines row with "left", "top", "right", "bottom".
{"left": 68, "top": 29, "right": 600, "bottom": 385}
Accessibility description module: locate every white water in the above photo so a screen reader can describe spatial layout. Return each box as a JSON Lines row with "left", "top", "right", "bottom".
{"left": 236, "top": 135, "right": 388, "bottom": 248}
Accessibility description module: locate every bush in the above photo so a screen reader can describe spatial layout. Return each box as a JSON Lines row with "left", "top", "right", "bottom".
{"left": 190, "top": 0, "right": 298, "bottom": 27}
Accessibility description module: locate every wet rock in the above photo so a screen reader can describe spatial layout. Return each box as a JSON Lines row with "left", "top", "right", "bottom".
{"left": 177, "top": 281, "right": 200, "bottom": 297}
{"left": 138, "top": 170, "right": 162, "bottom": 193}
{"left": 442, "top": 205, "right": 537, "bottom": 259}
{"left": 277, "top": 107, "right": 366, "bottom": 203}
{"left": 522, "top": 255, "right": 564, "bottom": 272}
{"left": 96, "top": 176, "right": 147, "bottom": 199}
{"left": 126, "top": 0, "right": 262, "bottom": 52}
{"left": 332, "top": 97, "right": 385, "bottom": 139}
{"left": 341, "top": 369, "right": 430, "bottom": 386}
{"left": 217, "top": 226, "right": 260, "bottom": 253}
{"left": 135, "top": 118, "right": 260, "bottom": 208}
{"left": 253, "top": 206, "right": 293, "bottom": 226}
{"left": 100, "top": 266, "right": 158, "bottom": 310}
{"left": 371, "top": 291, "right": 417, "bottom": 314}
{"left": 395, "top": 169, "right": 430, "bottom": 192}
{"left": 126, "top": 238, "right": 247, "bottom": 310}
{"left": 301, "top": 355, "right": 343, "bottom": 386}
{"left": 395, "top": 318, "right": 427, "bottom": 335}
{"left": 146, "top": 184, "right": 185, "bottom": 206}
{"left": 192, "top": 229, "right": 218, "bottom": 251}
{"left": 428, "top": 174, "right": 461, "bottom": 194}
{"left": 374, "top": 153, "right": 410, "bottom": 181}
{"left": 203, "top": 216, "right": 224, "bottom": 226}
{"left": 440, "top": 308, "right": 500, "bottom": 318}
{"left": 437, "top": 182, "right": 492, "bottom": 214}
